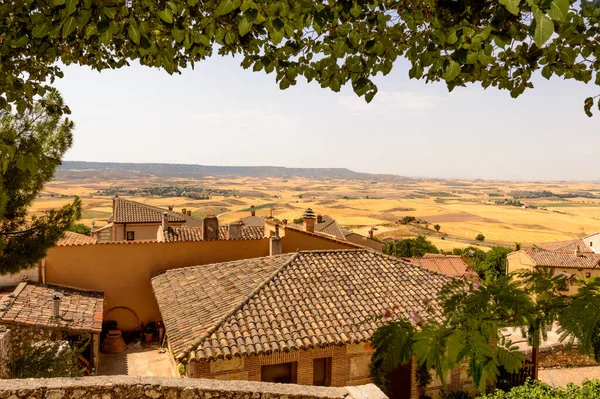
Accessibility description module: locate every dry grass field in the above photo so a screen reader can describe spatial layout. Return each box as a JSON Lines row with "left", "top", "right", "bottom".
{"left": 31, "top": 170, "right": 600, "bottom": 251}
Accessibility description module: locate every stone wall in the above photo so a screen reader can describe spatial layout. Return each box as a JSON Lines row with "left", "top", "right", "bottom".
{"left": 531, "top": 344, "right": 599, "bottom": 369}
{"left": 0, "top": 327, "right": 10, "bottom": 378}
{"left": 0, "top": 376, "right": 388, "bottom": 399}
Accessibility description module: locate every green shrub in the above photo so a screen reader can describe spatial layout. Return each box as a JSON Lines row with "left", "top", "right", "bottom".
{"left": 476, "top": 233, "right": 485, "bottom": 241}
{"left": 479, "top": 379, "right": 600, "bottom": 399}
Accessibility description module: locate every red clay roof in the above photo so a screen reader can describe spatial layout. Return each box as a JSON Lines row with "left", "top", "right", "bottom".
{"left": 113, "top": 198, "right": 188, "bottom": 224}
{"left": 404, "top": 254, "right": 471, "bottom": 277}
{"left": 521, "top": 250, "right": 600, "bottom": 269}
{"left": 160, "top": 226, "right": 265, "bottom": 242}
{"left": 56, "top": 231, "right": 97, "bottom": 246}
{"left": 152, "top": 249, "right": 452, "bottom": 362}
{"left": 535, "top": 239, "right": 591, "bottom": 253}
{"left": 0, "top": 283, "right": 104, "bottom": 332}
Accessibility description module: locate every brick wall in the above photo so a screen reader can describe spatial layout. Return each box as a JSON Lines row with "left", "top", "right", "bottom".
{"left": 190, "top": 343, "right": 375, "bottom": 387}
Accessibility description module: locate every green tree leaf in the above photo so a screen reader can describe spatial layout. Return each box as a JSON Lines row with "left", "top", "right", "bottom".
{"left": 62, "top": 16, "right": 77, "bottom": 38}
{"left": 442, "top": 60, "right": 461, "bottom": 82}
{"left": 534, "top": 11, "right": 554, "bottom": 47}
{"left": 11, "top": 36, "right": 29, "bottom": 48}
{"left": 128, "top": 23, "right": 141, "bottom": 44}
{"left": 584, "top": 97, "right": 594, "bottom": 117}
{"left": 103, "top": 7, "right": 117, "bottom": 19}
{"left": 548, "top": 0, "right": 569, "bottom": 21}
{"left": 215, "top": 0, "right": 241, "bottom": 16}
{"left": 158, "top": 8, "right": 174, "bottom": 23}
{"left": 65, "top": 0, "right": 78, "bottom": 15}
{"left": 499, "top": 0, "right": 521, "bottom": 15}
{"left": 32, "top": 23, "right": 50, "bottom": 38}
{"left": 238, "top": 16, "right": 252, "bottom": 36}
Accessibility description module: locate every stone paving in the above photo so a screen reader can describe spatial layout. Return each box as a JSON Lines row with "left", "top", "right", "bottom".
{"left": 539, "top": 365, "right": 600, "bottom": 388}
{"left": 99, "top": 341, "right": 175, "bottom": 377}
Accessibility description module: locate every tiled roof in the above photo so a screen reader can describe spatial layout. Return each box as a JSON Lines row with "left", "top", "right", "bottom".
{"left": 0, "top": 283, "right": 104, "bottom": 332}
{"left": 276, "top": 223, "right": 363, "bottom": 249}
{"left": 404, "top": 254, "right": 471, "bottom": 277}
{"left": 520, "top": 250, "right": 600, "bottom": 269}
{"left": 56, "top": 231, "right": 97, "bottom": 246}
{"left": 159, "top": 226, "right": 265, "bottom": 242}
{"left": 535, "top": 239, "right": 591, "bottom": 252}
{"left": 113, "top": 198, "right": 188, "bottom": 224}
{"left": 315, "top": 215, "right": 346, "bottom": 240}
{"left": 238, "top": 215, "right": 266, "bottom": 227}
{"left": 152, "top": 249, "right": 453, "bottom": 362}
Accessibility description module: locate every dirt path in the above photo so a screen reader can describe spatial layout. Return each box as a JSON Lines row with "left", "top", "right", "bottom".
{"left": 539, "top": 366, "right": 600, "bottom": 388}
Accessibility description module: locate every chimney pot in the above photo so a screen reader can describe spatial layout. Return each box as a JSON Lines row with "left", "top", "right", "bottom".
{"left": 203, "top": 215, "right": 219, "bottom": 240}
{"left": 168, "top": 205, "right": 173, "bottom": 211}
{"left": 187, "top": 210, "right": 192, "bottom": 216}
{"left": 270, "top": 235, "right": 282, "bottom": 256}
{"left": 282, "top": 219, "right": 288, "bottom": 225}
{"left": 182, "top": 208, "right": 187, "bottom": 214}
{"left": 302, "top": 208, "right": 316, "bottom": 233}
{"left": 162, "top": 212, "right": 168, "bottom": 232}
{"left": 575, "top": 246, "right": 582, "bottom": 257}
{"left": 52, "top": 292, "right": 63, "bottom": 319}
{"left": 317, "top": 215, "right": 323, "bottom": 224}
{"left": 369, "top": 229, "right": 374, "bottom": 239}
{"left": 251, "top": 209, "right": 256, "bottom": 217}
{"left": 227, "top": 222, "right": 243, "bottom": 240}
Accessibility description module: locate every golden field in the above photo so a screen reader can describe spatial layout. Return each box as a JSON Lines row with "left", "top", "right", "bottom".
{"left": 31, "top": 172, "right": 600, "bottom": 251}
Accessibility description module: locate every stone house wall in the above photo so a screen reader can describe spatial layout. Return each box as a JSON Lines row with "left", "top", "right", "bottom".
{"left": 0, "top": 327, "right": 10, "bottom": 378}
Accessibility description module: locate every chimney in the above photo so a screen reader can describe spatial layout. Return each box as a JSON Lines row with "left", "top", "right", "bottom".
{"left": 168, "top": 205, "right": 173, "bottom": 211}
{"left": 369, "top": 227, "right": 378, "bottom": 240}
{"left": 182, "top": 208, "right": 187, "bottom": 214}
{"left": 575, "top": 246, "right": 582, "bottom": 257}
{"left": 302, "top": 208, "right": 316, "bottom": 233}
{"left": 282, "top": 219, "right": 288, "bottom": 225}
{"left": 227, "top": 222, "right": 243, "bottom": 240}
{"left": 162, "top": 212, "right": 168, "bottom": 232}
{"left": 112, "top": 195, "right": 118, "bottom": 214}
{"left": 187, "top": 210, "right": 192, "bottom": 216}
{"left": 203, "top": 215, "right": 219, "bottom": 240}
{"left": 52, "top": 292, "right": 63, "bottom": 319}
{"left": 317, "top": 215, "right": 323, "bottom": 224}
{"left": 270, "top": 225, "right": 282, "bottom": 255}
{"left": 251, "top": 209, "right": 256, "bottom": 217}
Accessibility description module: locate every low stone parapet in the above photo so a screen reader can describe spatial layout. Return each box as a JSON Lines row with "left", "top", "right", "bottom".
{"left": 0, "top": 376, "right": 388, "bottom": 399}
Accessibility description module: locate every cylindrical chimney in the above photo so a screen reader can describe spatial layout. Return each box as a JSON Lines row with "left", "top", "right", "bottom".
{"left": 52, "top": 292, "right": 63, "bottom": 319}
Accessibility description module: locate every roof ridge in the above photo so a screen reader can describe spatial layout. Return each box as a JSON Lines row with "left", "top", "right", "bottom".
{"left": 178, "top": 253, "right": 299, "bottom": 362}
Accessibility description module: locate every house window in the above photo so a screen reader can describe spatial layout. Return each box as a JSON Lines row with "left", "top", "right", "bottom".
{"left": 126, "top": 231, "right": 135, "bottom": 241}
{"left": 313, "top": 357, "right": 332, "bottom": 386}
{"left": 261, "top": 362, "right": 297, "bottom": 384}
{"left": 586, "top": 272, "right": 592, "bottom": 278}
{"left": 591, "top": 242, "right": 593, "bottom": 247}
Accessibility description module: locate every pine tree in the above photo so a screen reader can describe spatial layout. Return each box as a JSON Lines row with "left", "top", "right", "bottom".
{"left": 0, "top": 90, "right": 81, "bottom": 274}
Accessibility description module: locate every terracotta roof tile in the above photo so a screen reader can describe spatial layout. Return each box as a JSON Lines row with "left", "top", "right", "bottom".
{"left": 0, "top": 283, "right": 104, "bottom": 332}
{"left": 113, "top": 198, "right": 188, "bottom": 224}
{"left": 238, "top": 215, "right": 266, "bottom": 227}
{"left": 404, "top": 254, "right": 471, "bottom": 277}
{"left": 521, "top": 250, "right": 600, "bottom": 269}
{"left": 152, "top": 249, "right": 453, "bottom": 362}
{"left": 160, "top": 226, "right": 265, "bottom": 242}
{"left": 535, "top": 239, "right": 591, "bottom": 252}
{"left": 56, "top": 231, "right": 97, "bottom": 246}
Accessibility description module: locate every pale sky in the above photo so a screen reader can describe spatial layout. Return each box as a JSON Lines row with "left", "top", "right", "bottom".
{"left": 54, "top": 56, "right": 600, "bottom": 181}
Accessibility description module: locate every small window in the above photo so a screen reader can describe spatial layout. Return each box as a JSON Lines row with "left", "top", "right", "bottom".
{"left": 591, "top": 242, "right": 593, "bottom": 247}
{"left": 126, "top": 231, "right": 135, "bottom": 241}
{"left": 261, "top": 362, "right": 297, "bottom": 384}
{"left": 586, "top": 272, "right": 592, "bottom": 278}
{"left": 313, "top": 357, "right": 332, "bottom": 386}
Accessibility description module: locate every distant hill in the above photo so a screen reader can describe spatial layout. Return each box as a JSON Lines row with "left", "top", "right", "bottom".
{"left": 59, "top": 161, "right": 408, "bottom": 181}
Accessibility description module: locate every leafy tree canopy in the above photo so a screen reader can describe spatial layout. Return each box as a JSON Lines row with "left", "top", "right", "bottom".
{"left": 68, "top": 222, "right": 91, "bottom": 235}
{"left": 384, "top": 235, "right": 439, "bottom": 257}
{"left": 0, "top": 90, "right": 81, "bottom": 274}
{"left": 370, "top": 268, "right": 600, "bottom": 394}
{"left": 1, "top": 0, "right": 599, "bottom": 117}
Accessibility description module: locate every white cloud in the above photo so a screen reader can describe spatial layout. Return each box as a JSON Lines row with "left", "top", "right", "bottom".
{"left": 338, "top": 91, "right": 442, "bottom": 113}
